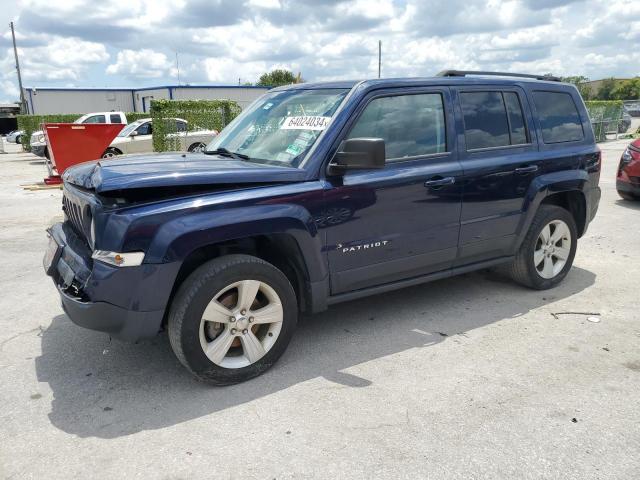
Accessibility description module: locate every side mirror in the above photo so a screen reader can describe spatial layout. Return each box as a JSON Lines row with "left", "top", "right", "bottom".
{"left": 129, "top": 130, "right": 138, "bottom": 137}
{"left": 328, "top": 138, "right": 385, "bottom": 175}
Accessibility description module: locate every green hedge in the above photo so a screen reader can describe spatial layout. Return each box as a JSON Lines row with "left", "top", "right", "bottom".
{"left": 149, "top": 99, "right": 241, "bottom": 152}
{"left": 585, "top": 100, "right": 624, "bottom": 142}
{"left": 16, "top": 112, "right": 148, "bottom": 151}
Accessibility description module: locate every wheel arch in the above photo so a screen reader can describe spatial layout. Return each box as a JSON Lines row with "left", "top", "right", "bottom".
{"left": 517, "top": 170, "right": 590, "bottom": 249}
{"left": 164, "top": 233, "right": 315, "bottom": 324}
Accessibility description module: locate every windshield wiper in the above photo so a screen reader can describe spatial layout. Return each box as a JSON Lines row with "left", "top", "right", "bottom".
{"left": 204, "top": 147, "right": 250, "bottom": 160}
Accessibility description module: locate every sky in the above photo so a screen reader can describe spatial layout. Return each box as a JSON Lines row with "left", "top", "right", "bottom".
{"left": 0, "top": 0, "right": 639, "bottom": 103}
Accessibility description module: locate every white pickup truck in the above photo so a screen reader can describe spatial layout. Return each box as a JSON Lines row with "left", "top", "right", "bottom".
{"left": 30, "top": 111, "right": 127, "bottom": 158}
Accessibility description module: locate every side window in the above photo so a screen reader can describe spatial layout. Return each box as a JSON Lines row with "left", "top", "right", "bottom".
{"left": 504, "top": 92, "right": 528, "bottom": 145}
{"left": 176, "top": 120, "right": 187, "bottom": 132}
{"left": 460, "top": 92, "right": 510, "bottom": 149}
{"left": 136, "top": 122, "right": 152, "bottom": 135}
{"left": 347, "top": 93, "right": 447, "bottom": 160}
{"left": 533, "top": 91, "right": 584, "bottom": 143}
{"left": 82, "top": 115, "right": 106, "bottom": 124}
{"left": 110, "top": 114, "right": 123, "bottom": 123}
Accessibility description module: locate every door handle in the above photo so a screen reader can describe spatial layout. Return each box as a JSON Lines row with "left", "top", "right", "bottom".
{"left": 514, "top": 165, "right": 539, "bottom": 175}
{"left": 424, "top": 176, "right": 455, "bottom": 188}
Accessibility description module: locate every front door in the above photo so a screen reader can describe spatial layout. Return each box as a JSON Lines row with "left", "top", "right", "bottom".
{"left": 126, "top": 121, "right": 153, "bottom": 154}
{"left": 323, "top": 88, "right": 463, "bottom": 294}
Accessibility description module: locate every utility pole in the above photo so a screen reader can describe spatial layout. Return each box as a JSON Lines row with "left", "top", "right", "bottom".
{"left": 10, "top": 22, "right": 26, "bottom": 114}
{"left": 175, "top": 51, "right": 181, "bottom": 86}
{"left": 378, "top": 40, "right": 382, "bottom": 79}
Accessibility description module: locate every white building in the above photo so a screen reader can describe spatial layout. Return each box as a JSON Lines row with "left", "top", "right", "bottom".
{"left": 23, "top": 85, "right": 271, "bottom": 115}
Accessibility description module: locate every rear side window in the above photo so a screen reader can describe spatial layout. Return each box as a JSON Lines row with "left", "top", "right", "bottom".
{"left": 347, "top": 93, "right": 447, "bottom": 160}
{"left": 110, "top": 114, "right": 123, "bottom": 123}
{"left": 533, "top": 91, "right": 583, "bottom": 143}
{"left": 504, "top": 92, "right": 528, "bottom": 145}
{"left": 460, "top": 91, "right": 530, "bottom": 150}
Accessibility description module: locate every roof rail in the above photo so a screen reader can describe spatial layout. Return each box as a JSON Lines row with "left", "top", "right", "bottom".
{"left": 436, "top": 70, "right": 561, "bottom": 82}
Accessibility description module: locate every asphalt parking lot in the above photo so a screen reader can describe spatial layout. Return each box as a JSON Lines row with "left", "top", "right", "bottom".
{"left": 0, "top": 140, "right": 639, "bottom": 479}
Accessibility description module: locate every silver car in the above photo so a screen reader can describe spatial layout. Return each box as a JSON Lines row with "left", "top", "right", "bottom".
{"left": 102, "top": 118, "right": 217, "bottom": 158}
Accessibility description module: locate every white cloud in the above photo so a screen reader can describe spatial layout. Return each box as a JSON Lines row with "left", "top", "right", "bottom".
{"left": 0, "top": 0, "right": 638, "bottom": 104}
{"left": 106, "top": 49, "right": 175, "bottom": 79}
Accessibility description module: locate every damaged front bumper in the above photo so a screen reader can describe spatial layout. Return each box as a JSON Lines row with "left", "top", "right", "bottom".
{"left": 44, "top": 222, "right": 180, "bottom": 342}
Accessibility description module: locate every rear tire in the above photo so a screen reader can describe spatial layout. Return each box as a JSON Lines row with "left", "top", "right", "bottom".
{"left": 508, "top": 205, "right": 577, "bottom": 290}
{"left": 168, "top": 254, "right": 298, "bottom": 385}
{"left": 618, "top": 190, "right": 637, "bottom": 201}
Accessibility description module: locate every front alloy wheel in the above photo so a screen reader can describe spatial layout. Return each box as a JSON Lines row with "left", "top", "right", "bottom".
{"left": 168, "top": 254, "right": 297, "bottom": 385}
{"left": 199, "top": 280, "right": 283, "bottom": 369}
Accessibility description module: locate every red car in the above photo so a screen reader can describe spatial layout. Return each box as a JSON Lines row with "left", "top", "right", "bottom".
{"left": 618, "top": 139, "right": 640, "bottom": 200}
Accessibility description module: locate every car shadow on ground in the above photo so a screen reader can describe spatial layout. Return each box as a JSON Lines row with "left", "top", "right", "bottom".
{"left": 36, "top": 266, "right": 596, "bottom": 439}
{"left": 614, "top": 199, "right": 640, "bottom": 210}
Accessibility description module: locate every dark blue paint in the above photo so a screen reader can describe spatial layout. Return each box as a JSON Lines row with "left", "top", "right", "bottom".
{"left": 46, "top": 77, "right": 601, "bottom": 341}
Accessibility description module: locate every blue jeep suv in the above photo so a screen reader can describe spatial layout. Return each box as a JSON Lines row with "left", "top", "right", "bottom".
{"left": 44, "top": 71, "right": 601, "bottom": 384}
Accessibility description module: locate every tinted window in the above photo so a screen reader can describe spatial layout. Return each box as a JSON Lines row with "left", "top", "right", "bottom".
{"left": 110, "top": 114, "right": 123, "bottom": 123}
{"left": 82, "top": 115, "right": 106, "bottom": 124}
{"left": 176, "top": 120, "right": 187, "bottom": 132}
{"left": 504, "top": 92, "right": 528, "bottom": 145}
{"left": 460, "top": 92, "right": 510, "bottom": 149}
{"left": 348, "top": 93, "right": 447, "bottom": 160}
{"left": 136, "top": 122, "right": 152, "bottom": 135}
{"left": 533, "top": 91, "right": 583, "bottom": 143}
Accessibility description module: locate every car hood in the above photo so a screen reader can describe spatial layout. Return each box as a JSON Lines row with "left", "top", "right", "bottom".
{"left": 63, "top": 152, "right": 307, "bottom": 193}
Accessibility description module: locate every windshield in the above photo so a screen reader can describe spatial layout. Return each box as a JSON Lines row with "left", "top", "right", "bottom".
{"left": 205, "top": 88, "right": 350, "bottom": 167}
{"left": 118, "top": 120, "right": 145, "bottom": 137}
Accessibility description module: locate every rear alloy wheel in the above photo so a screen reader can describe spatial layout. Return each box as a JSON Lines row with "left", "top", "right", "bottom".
{"left": 168, "top": 254, "right": 297, "bottom": 385}
{"left": 533, "top": 220, "right": 572, "bottom": 279}
{"left": 508, "top": 205, "right": 577, "bottom": 289}
{"left": 188, "top": 142, "right": 206, "bottom": 153}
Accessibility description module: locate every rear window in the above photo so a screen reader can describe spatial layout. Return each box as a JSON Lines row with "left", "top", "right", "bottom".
{"left": 533, "top": 91, "right": 583, "bottom": 143}
{"left": 110, "top": 114, "right": 123, "bottom": 123}
{"left": 461, "top": 90, "right": 533, "bottom": 150}
{"left": 82, "top": 115, "right": 106, "bottom": 124}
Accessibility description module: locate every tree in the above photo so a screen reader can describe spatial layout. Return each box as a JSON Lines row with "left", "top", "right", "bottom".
{"left": 595, "top": 78, "right": 616, "bottom": 100}
{"left": 611, "top": 78, "right": 640, "bottom": 100}
{"left": 561, "top": 75, "right": 592, "bottom": 100}
{"left": 257, "top": 69, "right": 303, "bottom": 87}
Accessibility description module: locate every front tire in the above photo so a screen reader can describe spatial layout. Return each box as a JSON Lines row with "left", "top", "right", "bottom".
{"left": 102, "top": 147, "right": 122, "bottom": 159}
{"left": 188, "top": 142, "right": 206, "bottom": 153}
{"left": 168, "top": 254, "right": 298, "bottom": 385}
{"left": 508, "top": 205, "right": 577, "bottom": 290}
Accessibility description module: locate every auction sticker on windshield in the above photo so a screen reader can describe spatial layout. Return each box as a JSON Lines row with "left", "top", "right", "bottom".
{"left": 281, "top": 116, "right": 332, "bottom": 130}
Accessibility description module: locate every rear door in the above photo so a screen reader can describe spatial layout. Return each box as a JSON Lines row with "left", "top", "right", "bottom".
{"left": 453, "top": 86, "right": 542, "bottom": 265}
{"left": 324, "top": 88, "right": 463, "bottom": 293}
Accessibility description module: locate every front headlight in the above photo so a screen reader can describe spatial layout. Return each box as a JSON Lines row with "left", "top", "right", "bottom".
{"left": 37, "top": 134, "right": 45, "bottom": 143}
{"left": 92, "top": 250, "right": 145, "bottom": 267}
{"left": 621, "top": 148, "right": 632, "bottom": 165}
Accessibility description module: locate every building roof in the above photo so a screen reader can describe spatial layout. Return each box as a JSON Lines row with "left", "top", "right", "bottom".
{"left": 24, "top": 85, "right": 271, "bottom": 92}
